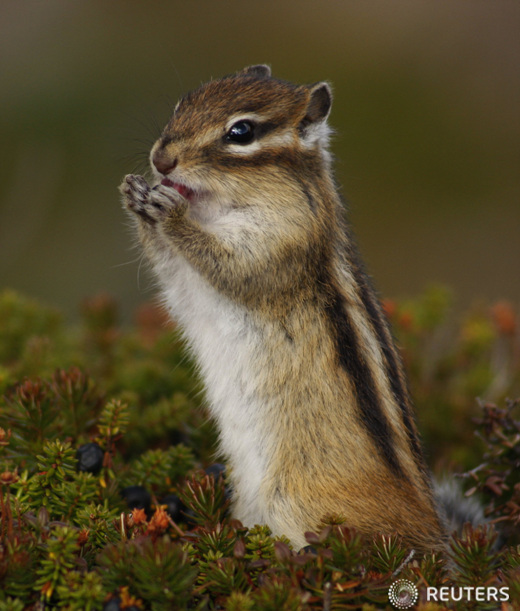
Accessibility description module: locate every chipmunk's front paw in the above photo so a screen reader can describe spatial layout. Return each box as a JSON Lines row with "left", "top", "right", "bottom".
{"left": 120, "top": 174, "right": 156, "bottom": 224}
{"left": 150, "top": 184, "right": 189, "bottom": 221}
{"left": 120, "top": 175, "right": 188, "bottom": 225}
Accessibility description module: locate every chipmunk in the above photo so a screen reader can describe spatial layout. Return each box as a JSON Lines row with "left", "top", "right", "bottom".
{"left": 120, "top": 65, "right": 447, "bottom": 552}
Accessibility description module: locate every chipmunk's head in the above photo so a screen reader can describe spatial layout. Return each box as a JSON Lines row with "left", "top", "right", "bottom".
{"left": 150, "top": 65, "right": 333, "bottom": 220}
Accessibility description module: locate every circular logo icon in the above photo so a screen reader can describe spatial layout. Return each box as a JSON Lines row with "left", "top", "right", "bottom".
{"left": 388, "top": 579, "right": 419, "bottom": 609}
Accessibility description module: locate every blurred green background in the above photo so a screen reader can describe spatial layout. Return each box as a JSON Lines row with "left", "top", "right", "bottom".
{"left": 1, "top": 0, "right": 519, "bottom": 321}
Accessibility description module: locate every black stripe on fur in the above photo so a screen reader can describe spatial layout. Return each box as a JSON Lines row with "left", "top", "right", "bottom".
{"left": 320, "top": 272, "right": 404, "bottom": 476}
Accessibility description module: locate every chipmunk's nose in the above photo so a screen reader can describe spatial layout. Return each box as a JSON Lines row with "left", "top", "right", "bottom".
{"left": 152, "top": 149, "right": 178, "bottom": 175}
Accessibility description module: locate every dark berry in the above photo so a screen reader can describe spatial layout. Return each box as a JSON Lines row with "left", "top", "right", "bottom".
{"left": 121, "top": 485, "right": 151, "bottom": 514}
{"left": 169, "top": 428, "right": 190, "bottom": 446}
{"left": 76, "top": 442, "right": 104, "bottom": 474}
{"left": 161, "top": 493, "right": 185, "bottom": 522}
{"left": 205, "top": 463, "right": 226, "bottom": 480}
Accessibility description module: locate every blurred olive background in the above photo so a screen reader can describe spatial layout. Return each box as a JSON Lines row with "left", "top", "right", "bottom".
{"left": 1, "top": 0, "right": 519, "bottom": 322}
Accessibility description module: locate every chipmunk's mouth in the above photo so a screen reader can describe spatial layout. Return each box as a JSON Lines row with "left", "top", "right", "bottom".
{"left": 161, "top": 178, "right": 196, "bottom": 201}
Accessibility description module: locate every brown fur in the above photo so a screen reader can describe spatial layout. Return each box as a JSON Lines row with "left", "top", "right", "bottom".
{"left": 120, "top": 65, "right": 447, "bottom": 553}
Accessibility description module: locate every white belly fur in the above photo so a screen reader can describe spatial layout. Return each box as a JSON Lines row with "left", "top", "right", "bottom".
{"left": 156, "top": 254, "right": 270, "bottom": 527}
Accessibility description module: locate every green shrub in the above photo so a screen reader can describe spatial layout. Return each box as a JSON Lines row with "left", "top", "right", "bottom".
{"left": 0, "top": 288, "right": 519, "bottom": 609}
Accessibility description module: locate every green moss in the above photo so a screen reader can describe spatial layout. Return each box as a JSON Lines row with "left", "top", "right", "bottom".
{"left": 0, "top": 288, "right": 519, "bottom": 609}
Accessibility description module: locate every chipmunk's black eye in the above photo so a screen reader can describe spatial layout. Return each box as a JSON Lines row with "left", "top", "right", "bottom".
{"left": 225, "top": 120, "right": 255, "bottom": 144}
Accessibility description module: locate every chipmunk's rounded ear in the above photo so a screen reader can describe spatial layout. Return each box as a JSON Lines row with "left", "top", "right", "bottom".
{"left": 303, "top": 82, "right": 332, "bottom": 125}
{"left": 299, "top": 82, "right": 333, "bottom": 149}
{"left": 239, "top": 64, "right": 272, "bottom": 79}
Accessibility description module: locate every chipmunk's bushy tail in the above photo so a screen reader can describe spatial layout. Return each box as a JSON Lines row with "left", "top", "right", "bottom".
{"left": 434, "top": 478, "right": 485, "bottom": 535}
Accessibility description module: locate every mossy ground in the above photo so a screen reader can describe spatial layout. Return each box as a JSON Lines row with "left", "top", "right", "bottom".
{"left": 0, "top": 287, "right": 519, "bottom": 610}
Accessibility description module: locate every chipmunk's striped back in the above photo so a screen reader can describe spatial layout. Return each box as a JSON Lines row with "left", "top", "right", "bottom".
{"left": 121, "top": 65, "right": 447, "bottom": 552}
